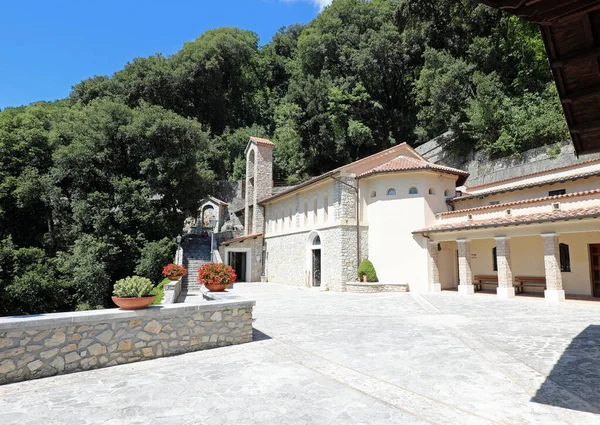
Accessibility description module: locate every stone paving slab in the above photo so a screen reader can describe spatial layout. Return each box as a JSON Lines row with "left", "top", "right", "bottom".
{"left": 1, "top": 283, "right": 600, "bottom": 424}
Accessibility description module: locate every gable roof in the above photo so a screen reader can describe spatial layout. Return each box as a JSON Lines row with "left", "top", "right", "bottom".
{"left": 249, "top": 136, "right": 274, "bottom": 147}
{"left": 260, "top": 142, "right": 468, "bottom": 204}
{"left": 358, "top": 155, "right": 469, "bottom": 185}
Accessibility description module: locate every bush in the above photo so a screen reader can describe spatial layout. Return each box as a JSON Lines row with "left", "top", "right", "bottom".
{"left": 197, "top": 263, "right": 236, "bottom": 286}
{"left": 113, "top": 276, "right": 154, "bottom": 298}
{"left": 135, "top": 238, "right": 177, "bottom": 284}
{"left": 162, "top": 263, "right": 187, "bottom": 279}
{"left": 357, "top": 259, "right": 378, "bottom": 282}
{"left": 150, "top": 278, "right": 171, "bottom": 305}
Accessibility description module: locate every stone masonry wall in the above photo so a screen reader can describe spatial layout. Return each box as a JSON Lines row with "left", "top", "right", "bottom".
{"left": 0, "top": 300, "right": 254, "bottom": 385}
{"left": 345, "top": 283, "right": 410, "bottom": 293}
{"left": 265, "top": 225, "right": 367, "bottom": 291}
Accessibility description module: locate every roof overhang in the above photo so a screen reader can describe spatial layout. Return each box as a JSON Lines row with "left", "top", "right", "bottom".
{"left": 478, "top": 0, "right": 600, "bottom": 155}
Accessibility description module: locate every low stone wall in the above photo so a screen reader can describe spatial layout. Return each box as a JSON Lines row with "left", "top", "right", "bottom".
{"left": 345, "top": 282, "right": 410, "bottom": 293}
{"left": 162, "top": 277, "right": 182, "bottom": 304}
{"left": 0, "top": 299, "right": 254, "bottom": 385}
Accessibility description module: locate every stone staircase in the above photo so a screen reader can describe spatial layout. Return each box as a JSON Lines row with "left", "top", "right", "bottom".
{"left": 182, "top": 258, "right": 209, "bottom": 291}
{"left": 181, "top": 234, "right": 212, "bottom": 291}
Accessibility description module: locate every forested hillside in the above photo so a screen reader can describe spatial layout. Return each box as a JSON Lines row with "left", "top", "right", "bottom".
{"left": 0, "top": 0, "right": 568, "bottom": 315}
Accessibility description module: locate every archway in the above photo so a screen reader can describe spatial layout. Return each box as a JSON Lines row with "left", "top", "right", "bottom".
{"left": 307, "top": 231, "right": 322, "bottom": 287}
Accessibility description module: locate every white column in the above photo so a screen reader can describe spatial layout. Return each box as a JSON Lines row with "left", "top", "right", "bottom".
{"left": 542, "top": 233, "right": 565, "bottom": 303}
{"left": 457, "top": 239, "right": 474, "bottom": 295}
{"left": 428, "top": 241, "right": 441, "bottom": 292}
{"left": 495, "top": 236, "right": 515, "bottom": 299}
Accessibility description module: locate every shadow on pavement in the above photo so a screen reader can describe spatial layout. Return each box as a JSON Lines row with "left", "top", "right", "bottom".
{"left": 252, "top": 328, "right": 272, "bottom": 342}
{"left": 532, "top": 325, "right": 600, "bottom": 414}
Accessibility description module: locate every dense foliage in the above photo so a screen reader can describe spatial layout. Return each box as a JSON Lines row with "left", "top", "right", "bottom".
{"left": 0, "top": 0, "right": 567, "bottom": 315}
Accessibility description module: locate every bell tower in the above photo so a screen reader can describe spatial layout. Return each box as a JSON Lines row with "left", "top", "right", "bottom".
{"left": 244, "top": 137, "right": 274, "bottom": 235}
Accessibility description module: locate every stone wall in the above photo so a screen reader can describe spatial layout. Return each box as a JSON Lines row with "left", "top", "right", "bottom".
{"left": 345, "top": 282, "right": 410, "bottom": 293}
{"left": 0, "top": 300, "right": 254, "bottom": 385}
{"left": 219, "top": 235, "right": 263, "bottom": 282}
{"left": 265, "top": 225, "right": 367, "bottom": 291}
{"left": 415, "top": 132, "right": 600, "bottom": 187}
{"left": 162, "top": 277, "right": 182, "bottom": 304}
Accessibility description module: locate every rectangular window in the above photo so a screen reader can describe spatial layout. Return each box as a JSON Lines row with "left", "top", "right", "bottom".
{"left": 489, "top": 201, "right": 500, "bottom": 205}
{"left": 559, "top": 243, "right": 571, "bottom": 272}
{"left": 549, "top": 189, "right": 566, "bottom": 197}
{"left": 492, "top": 247, "right": 498, "bottom": 271}
{"left": 303, "top": 200, "right": 308, "bottom": 225}
{"left": 313, "top": 197, "right": 318, "bottom": 223}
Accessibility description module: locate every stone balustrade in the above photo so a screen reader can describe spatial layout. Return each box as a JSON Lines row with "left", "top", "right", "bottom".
{"left": 0, "top": 298, "right": 254, "bottom": 385}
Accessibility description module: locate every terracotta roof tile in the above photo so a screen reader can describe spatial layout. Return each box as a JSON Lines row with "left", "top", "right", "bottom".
{"left": 467, "top": 156, "right": 600, "bottom": 191}
{"left": 439, "top": 188, "right": 600, "bottom": 217}
{"left": 358, "top": 155, "right": 469, "bottom": 184}
{"left": 220, "top": 233, "right": 263, "bottom": 246}
{"left": 249, "top": 137, "right": 274, "bottom": 146}
{"left": 414, "top": 206, "right": 600, "bottom": 234}
{"left": 454, "top": 169, "right": 600, "bottom": 201}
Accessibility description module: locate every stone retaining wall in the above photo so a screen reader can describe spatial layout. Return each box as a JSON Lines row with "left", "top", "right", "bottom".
{"left": 0, "top": 299, "right": 254, "bottom": 385}
{"left": 345, "top": 282, "right": 410, "bottom": 293}
{"left": 162, "top": 277, "right": 182, "bottom": 304}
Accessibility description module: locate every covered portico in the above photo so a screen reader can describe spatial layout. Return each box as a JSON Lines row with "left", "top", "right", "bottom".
{"left": 418, "top": 214, "right": 600, "bottom": 303}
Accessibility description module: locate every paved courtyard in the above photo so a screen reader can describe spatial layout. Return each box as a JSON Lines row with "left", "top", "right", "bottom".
{"left": 1, "top": 283, "right": 600, "bottom": 424}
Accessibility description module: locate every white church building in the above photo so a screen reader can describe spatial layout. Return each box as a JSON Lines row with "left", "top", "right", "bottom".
{"left": 216, "top": 136, "right": 600, "bottom": 303}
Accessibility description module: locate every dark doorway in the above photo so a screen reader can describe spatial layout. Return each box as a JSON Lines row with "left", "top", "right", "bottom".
{"left": 228, "top": 252, "right": 247, "bottom": 282}
{"left": 589, "top": 244, "right": 600, "bottom": 297}
{"left": 312, "top": 249, "right": 321, "bottom": 287}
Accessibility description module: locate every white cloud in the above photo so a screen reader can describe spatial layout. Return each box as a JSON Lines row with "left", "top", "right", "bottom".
{"left": 281, "top": 0, "right": 333, "bottom": 11}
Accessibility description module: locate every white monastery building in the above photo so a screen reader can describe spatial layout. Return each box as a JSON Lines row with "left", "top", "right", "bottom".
{"left": 212, "top": 136, "right": 600, "bottom": 303}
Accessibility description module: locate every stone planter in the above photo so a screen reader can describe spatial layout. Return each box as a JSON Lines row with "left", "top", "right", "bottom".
{"left": 204, "top": 283, "right": 230, "bottom": 292}
{"left": 111, "top": 296, "right": 156, "bottom": 310}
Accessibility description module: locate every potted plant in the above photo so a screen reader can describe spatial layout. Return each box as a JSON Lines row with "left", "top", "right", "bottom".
{"left": 112, "top": 276, "right": 156, "bottom": 309}
{"left": 197, "top": 263, "right": 236, "bottom": 292}
{"left": 162, "top": 263, "right": 187, "bottom": 281}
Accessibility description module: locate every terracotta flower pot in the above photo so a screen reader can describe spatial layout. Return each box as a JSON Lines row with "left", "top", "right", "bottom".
{"left": 204, "top": 282, "right": 229, "bottom": 292}
{"left": 168, "top": 275, "right": 182, "bottom": 281}
{"left": 112, "top": 296, "right": 156, "bottom": 310}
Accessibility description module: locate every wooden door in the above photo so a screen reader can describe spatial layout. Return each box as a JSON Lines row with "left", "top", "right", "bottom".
{"left": 589, "top": 244, "right": 600, "bottom": 297}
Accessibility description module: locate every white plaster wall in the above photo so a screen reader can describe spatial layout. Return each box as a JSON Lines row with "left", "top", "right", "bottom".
{"left": 559, "top": 232, "right": 600, "bottom": 296}
{"left": 363, "top": 174, "right": 431, "bottom": 292}
{"left": 438, "top": 241, "right": 458, "bottom": 289}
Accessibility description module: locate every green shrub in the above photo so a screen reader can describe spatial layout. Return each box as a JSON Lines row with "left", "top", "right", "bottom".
{"left": 113, "top": 276, "right": 154, "bottom": 298}
{"left": 150, "top": 278, "right": 170, "bottom": 305}
{"left": 357, "top": 259, "right": 378, "bottom": 282}
{"left": 135, "top": 238, "right": 176, "bottom": 284}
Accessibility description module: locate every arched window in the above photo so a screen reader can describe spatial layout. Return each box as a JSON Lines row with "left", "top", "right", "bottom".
{"left": 444, "top": 189, "right": 451, "bottom": 197}
{"left": 408, "top": 187, "right": 418, "bottom": 195}
{"left": 313, "top": 235, "right": 321, "bottom": 245}
{"left": 559, "top": 243, "right": 571, "bottom": 272}
{"left": 492, "top": 247, "right": 497, "bottom": 271}
{"left": 281, "top": 208, "right": 285, "bottom": 231}
{"left": 428, "top": 187, "right": 436, "bottom": 195}
{"left": 370, "top": 190, "right": 377, "bottom": 198}
{"left": 386, "top": 188, "right": 396, "bottom": 196}
{"left": 313, "top": 196, "right": 318, "bottom": 223}
{"left": 274, "top": 210, "right": 279, "bottom": 233}
{"left": 289, "top": 205, "right": 293, "bottom": 228}
{"left": 323, "top": 194, "right": 329, "bottom": 222}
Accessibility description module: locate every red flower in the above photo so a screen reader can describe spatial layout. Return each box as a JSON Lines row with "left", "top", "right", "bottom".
{"left": 162, "top": 263, "right": 187, "bottom": 278}
{"left": 197, "top": 263, "right": 236, "bottom": 286}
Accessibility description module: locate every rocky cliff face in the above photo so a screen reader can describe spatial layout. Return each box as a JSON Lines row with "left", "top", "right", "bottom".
{"left": 415, "top": 132, "right": 600, "bottom": 187}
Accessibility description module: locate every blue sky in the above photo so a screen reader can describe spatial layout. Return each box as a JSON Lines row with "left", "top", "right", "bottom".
{"left": 0, "top": 0, "right": 331, "bottom": 109}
